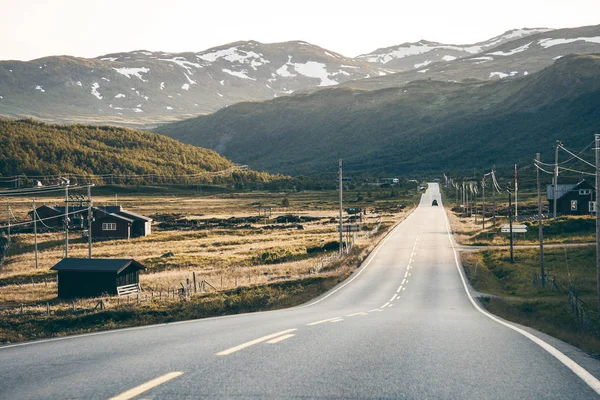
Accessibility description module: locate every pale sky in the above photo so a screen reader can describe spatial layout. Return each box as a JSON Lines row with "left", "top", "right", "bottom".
{"left": 1, "top": 0, "right": 599, "bottom": 61}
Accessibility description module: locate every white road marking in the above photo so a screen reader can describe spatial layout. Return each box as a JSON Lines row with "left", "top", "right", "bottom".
{"left": 216, "top": 329, "right": 297, "bottom": 355}
{"left": 381, "top": 302, "right": 390, "bottom": 309}
{"left": 368, "top": 308, "right": 383, "bottom": 312}
{"left": 396, "top": 285, "right": 403, "bottom": 293}
{"left": 266, "top": 333, "right": 295, "bottom": 344}
{"left": 402, "top": 287, "right": 406, "bottom": 291}
{"left": 307, "top": 317, "right": 341, "bottom": 326}
{"left": 442, "top": 193, "right": 600, "bottom": 394}
{"left": 404, "top": 271, "right": 409, "bottom": 278}
{"left": 401, "top": 278, "right": 406, "bottom": 285}
{"left": 346, "top": 312, "right": 368, "bottom": 317}
{"left": 330, "top": 318, "right": 344, "bottom": 323}
{"left": 389, "top": 294, "right": 398, "bottom": 302}
{"left": 406, "top": 280, "right": 409, "bottom": 284}
{"left": 388, "top": 304, "right": 393, "bottom": 308}
{"left": 108, "top": 371, "right": 183, "bottom": 400}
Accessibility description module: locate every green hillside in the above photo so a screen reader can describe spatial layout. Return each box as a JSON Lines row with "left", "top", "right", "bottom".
{"left": 0, "top": 118, "right": 272, "bottom": 183}
{"left": 155, "top": 54, "right": 600, "bottom": 175}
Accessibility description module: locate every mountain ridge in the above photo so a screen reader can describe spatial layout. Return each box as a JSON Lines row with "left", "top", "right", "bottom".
{"left": 153, "top": 53, "right": 600, "bottom": 175}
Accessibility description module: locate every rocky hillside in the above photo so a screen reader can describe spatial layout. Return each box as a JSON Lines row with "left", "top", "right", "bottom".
{"left": 154, "top": 54, "right": 600, "bottom": 175}
{"left": 349, "top": 24, "right": 600, "bottom": 90}
{"left": 355, "top": 28, "right": 551, "bottom": 71}
{"left": 0, "top": 41, "right": 384, "bottom": 127}
{"left": 2, "top": 25, "right": 600, "bottom": 128}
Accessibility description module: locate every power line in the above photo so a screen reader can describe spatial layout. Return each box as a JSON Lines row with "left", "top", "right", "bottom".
{"left": 558, "top": 143, "right": 596, "bottom": 168}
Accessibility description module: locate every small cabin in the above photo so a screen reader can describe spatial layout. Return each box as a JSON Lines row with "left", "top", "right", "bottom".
{"left": 50, "top": 258, "right": 146, "bottom": 298}
{"left": 547, "top": 180, "right": 596, "bottom": 215}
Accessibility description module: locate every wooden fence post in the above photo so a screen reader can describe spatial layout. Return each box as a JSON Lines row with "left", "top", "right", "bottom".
{"left": 193, "top": 272, "right": 197, "bottom": 293}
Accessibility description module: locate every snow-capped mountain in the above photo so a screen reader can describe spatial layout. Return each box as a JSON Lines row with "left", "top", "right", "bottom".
{"left": 2, "top": 24, "right": 600, "bottom": 128}
{"left": 356, "top": 28, "right": 552, "bottom": 71}
{"left": 0, "top": 41, "right": 385, "bottom": 127}
{"left": 349, "top": 24, "right": 600, "bottom": 90}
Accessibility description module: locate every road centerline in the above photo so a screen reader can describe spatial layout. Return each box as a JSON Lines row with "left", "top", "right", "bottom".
{"left": 108, "top": 371, "right": 183, "bottom": 400}
{"left": 216, "top": 328, "right": 297, "bottom": 355}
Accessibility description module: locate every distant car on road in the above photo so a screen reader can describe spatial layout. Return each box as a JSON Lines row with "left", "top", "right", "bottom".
{"left": 431, "top": 200, "right": 438, "bottom": 206}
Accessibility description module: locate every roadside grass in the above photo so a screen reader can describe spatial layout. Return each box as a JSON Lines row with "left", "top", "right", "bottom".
{"left": 461, "top": 247, "right": 600, "bottom": 355}
{"left": 0, "top": 275, "right": 346, "bottom": 344}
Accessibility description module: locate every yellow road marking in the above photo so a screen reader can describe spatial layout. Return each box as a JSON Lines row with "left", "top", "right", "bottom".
{"left": 266, "top": 333, "right": 295, "bottom": 344}
{"left": 216, "top": 329, "right": 297, "bottom": 355}
{"left": 108, "top": 371, "right": 183, "bottom": 400}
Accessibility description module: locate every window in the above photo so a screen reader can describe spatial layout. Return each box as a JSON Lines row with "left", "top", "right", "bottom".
{"left": 571, "top": 200, "right": 578, "bottom": 211}
{"left": 579, "top": 189, "right": 591, "bottom": 196}
{"left": 102, "top": 222, "right": 117, "bottom": 231}
{"left": 590, "top": 201, "right": 597, "bottom": 213}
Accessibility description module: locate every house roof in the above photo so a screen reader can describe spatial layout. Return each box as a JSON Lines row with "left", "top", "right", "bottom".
{"left": 50, "top": 258, "right": 146, "bottom": 273}
{"left": 96, "top": 213, "right": 134, "bottom": 223}
{"left": 117, "top": 209, "right": 153, "bottom": 222}
{"left": 546, "top": 180, "right": 594, "bottom": 200}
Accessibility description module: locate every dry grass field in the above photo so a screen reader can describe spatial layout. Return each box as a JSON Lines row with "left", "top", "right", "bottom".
{"left": 0, "top": 187, "right": 416, "bottom": 313}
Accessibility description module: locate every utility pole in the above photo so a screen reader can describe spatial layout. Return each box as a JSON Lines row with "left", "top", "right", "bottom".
{"left": 514, "top": 164, "right": 518, "bottom": 217}
{"left": 338, "top": 159, "right": 343, "bottom": 256}
{"left": 33, "top": 199, "right": 39, "bottom": 270}
{"left": 482, "top": 177, "right": 486, "bottom": 230}
{"left": 595, "top": 134, "right": 600, "bottom": 313}
{"left": 508, "top": 186, "right": 514, "bottom": 264}
{"left": 536, "top": 153, "right": 545, "bottom": 286}
{"left": 492, "top": 166, "right": 497, "bottom": 226}
{"left": 6, "top": 202, "right": 10, "bottom": 243}
{"left": 87, "top": 185, "right": 93, "bottom": 259}
{"left": 554, "top": 140, "right": 561, "bottom": 220}
{"left": 64, "top": 186, "right": 69, "bottom": 258}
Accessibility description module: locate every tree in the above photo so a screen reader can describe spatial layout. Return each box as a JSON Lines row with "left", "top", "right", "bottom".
{"left": 281, "top": 197, "right": 290, "bottom": 207}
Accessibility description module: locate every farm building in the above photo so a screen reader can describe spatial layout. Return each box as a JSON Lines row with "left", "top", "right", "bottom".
{"left": 92, "top": 207, "right": 152, "bottom": 239}
{"left": 547, "top": 180, "right": 596, "bottom": 215}
{"left": 29, "top": 205, "right": 152, "bottom": 238}
{"left": 51, "top": 258, "right": 146, "bottom": 298}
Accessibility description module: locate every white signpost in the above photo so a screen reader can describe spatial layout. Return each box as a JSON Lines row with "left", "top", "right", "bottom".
{"left": 501, "top": 224, "right": 527, "bottom": 233}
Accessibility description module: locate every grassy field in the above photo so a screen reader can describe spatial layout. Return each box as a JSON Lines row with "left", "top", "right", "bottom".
{"left": 0, "top": 185, "right": 418, "bottom": 343}
{"left": 461, "top": 247, "right": 600, "bottom": 355}
{"left": 442, "top": 184, "right": 596, "bottom": 246}
{"left": 443, "top": 187, "right": 600, "bottom": 355}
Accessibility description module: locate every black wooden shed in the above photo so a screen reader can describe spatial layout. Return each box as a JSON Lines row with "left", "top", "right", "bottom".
{"left": 50, "top": 258, "right": 146, "bottom": 298}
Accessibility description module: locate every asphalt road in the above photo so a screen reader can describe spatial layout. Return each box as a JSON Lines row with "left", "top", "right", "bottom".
{"left": 2, "top": 183, "right": 600, "bottom": 399}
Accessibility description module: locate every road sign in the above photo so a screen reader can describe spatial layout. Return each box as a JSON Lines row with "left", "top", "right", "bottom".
{"left": 502, "top": 228, "right": 527, "bottom": 233}
{"left": 502, "top": 224, "right": 526, "bottom": 229}
{"left": 336, "top": 224, "right": 361, "bottom": 232}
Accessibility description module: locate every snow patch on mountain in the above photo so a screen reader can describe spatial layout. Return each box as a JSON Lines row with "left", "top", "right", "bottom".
{"left": 358, "top": 42, "right": 482, "bottom": 64}
{"left": 159, "top": 57, "right": 202, "bottom": 73}
{"left": 76, "top": 81, "right": 82, "bottom": 87}
{"left": 488, "top": 42, "right": 532, "bottom": 56}
{"left": 414, "top": 60, "right": 432, "bottom": 69}
{"left": 538, "top": 36, "right": 600, "bottom": 48}
{"left": 100, "top": 57, "right": 118, "bottom": 62}
{"left": 115, "top": 93, "right": 126, "bottom": 98}
{"left": 160, "top": 82, "right": 165, "bottom": 90}
{"left": 113, "top": 67, "right": 150, "bottom": 82}
{"left": 490, "top": 72, "right": 509, "bottom": 79}
{"left": 197, "top": 47, "right": 269, "bottom": 68}
{"left": 291, "top": 61, "right": 337, "bottom": 86}
{"left": 276, "top": 64, "right": 297, "bottom": 77}
{"left": 442, "top": 55, "right": 457, "bottom": 61}
{"left": 91, "top": 83, "right": 102, "bottom": 99}
{"left": 182, "top": 83, "right": 190, "bottom": 90}
{"left": 35, "top": 85, "right": 45, "bottom": 93}
{"left": 222, "top": 68, "right": 256, "bottom": 80}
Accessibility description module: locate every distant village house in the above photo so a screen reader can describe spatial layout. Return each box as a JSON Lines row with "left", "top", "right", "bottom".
{"left": 29, "top": 205, "right": 152, "bottom": 239}
{"left": 547, "top": 180, "right": 596, "bottom": 215}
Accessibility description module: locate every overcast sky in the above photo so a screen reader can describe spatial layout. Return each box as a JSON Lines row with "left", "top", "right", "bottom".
{"left": 1, "top": 0, "right": 598, "bottom": 61}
